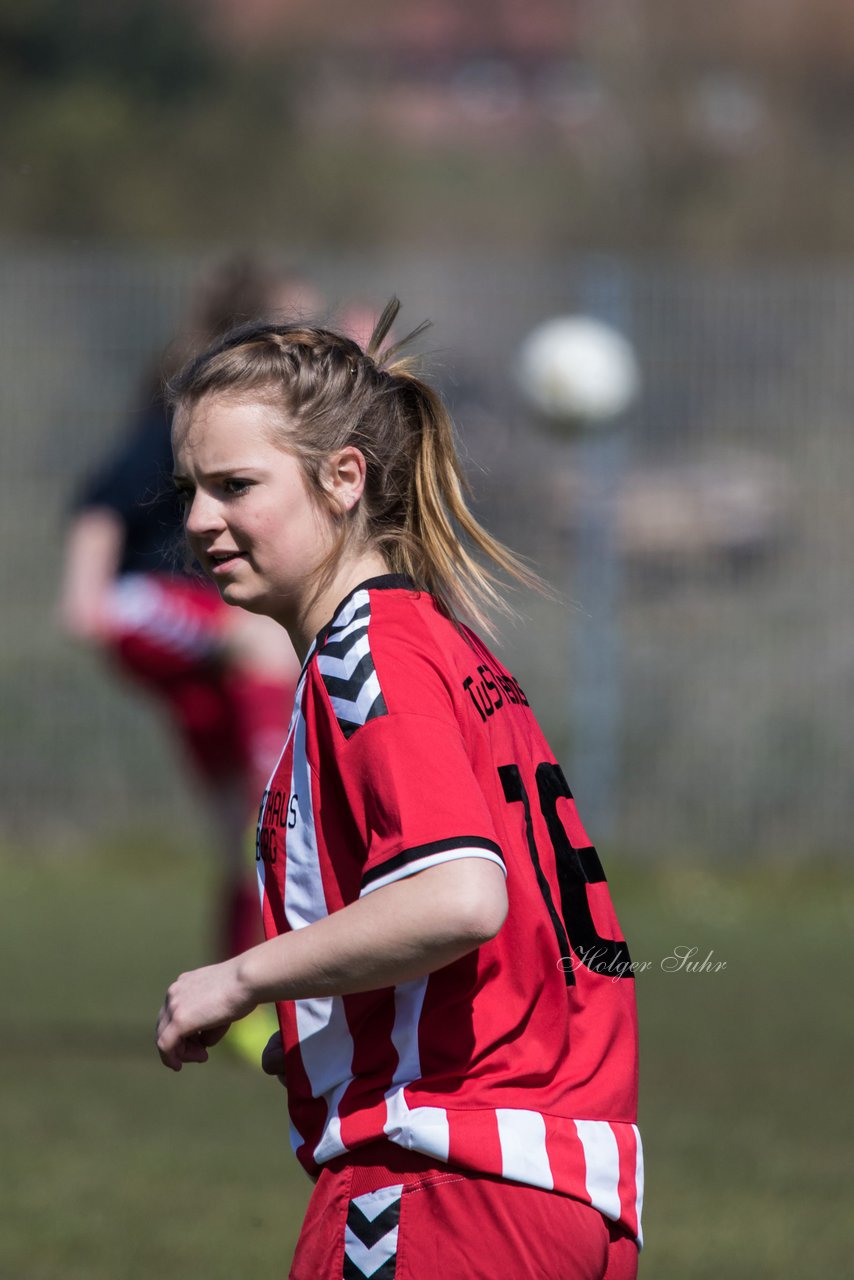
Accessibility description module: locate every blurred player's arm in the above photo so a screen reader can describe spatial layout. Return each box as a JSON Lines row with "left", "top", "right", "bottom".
{"left": 58, "top": 508, "right": 124, "bottom": 641}
{"left": 156, "top": 855, "right": 508, "bottom": 1070}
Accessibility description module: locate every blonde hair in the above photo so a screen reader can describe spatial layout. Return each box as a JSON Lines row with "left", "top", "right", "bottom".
{"left": 169, "top": 299, "right": 545, "bottom": 634}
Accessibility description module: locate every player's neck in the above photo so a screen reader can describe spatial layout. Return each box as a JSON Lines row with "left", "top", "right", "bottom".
{"left": 288, "top": 548, "right": 391, "bottom": 662}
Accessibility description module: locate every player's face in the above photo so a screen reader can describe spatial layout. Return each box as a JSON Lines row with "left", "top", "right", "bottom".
{"left": 172, "top": 395, "right": 338, "bottom": 627}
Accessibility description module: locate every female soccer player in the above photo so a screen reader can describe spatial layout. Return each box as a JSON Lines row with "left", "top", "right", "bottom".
{"left": 155, "top": 301, "right": 643, "bottom": 1280}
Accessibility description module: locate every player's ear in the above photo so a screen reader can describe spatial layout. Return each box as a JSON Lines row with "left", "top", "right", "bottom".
{"left": 320, "top": 447, "right": 367, "bottom": 515}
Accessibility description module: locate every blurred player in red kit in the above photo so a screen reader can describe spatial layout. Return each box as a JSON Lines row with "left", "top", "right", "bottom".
{"left": 59, "top": 257, "right": 317, "bottom": 1052}
{"left": 155, "top": 300, "right": 643, "bottom": 1278}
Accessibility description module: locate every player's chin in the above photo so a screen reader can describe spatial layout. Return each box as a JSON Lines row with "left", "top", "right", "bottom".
{"left": 214, "top": 573, "right": 252, "bottom": 601}
{"left": 219, "top": 582, "right": 268, "bottom": 614}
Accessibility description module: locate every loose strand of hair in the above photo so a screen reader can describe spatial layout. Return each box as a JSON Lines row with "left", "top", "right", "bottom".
{"left": 368, "top": 296, "right": 433, "bottom": 368}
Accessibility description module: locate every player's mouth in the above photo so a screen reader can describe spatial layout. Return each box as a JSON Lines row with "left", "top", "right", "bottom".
{"left": 207, "top": 549, "right": 248, "bottom": 575}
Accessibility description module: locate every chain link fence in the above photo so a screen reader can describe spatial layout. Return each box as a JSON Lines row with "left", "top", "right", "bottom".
{"left": 2, "top": 244, "right": 851, "bottom": 857}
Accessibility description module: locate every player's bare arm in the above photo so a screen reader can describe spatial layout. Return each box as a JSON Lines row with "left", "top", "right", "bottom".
{"left": 156, "top": 855, "right": 508, "bottom": 1071}
{"left": 58, "top": 508, "right": 124, "bottom": 641}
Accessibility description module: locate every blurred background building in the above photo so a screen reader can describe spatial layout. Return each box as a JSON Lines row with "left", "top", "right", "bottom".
{"left": 3, "top": 0, "right": 853, "bottom": 857}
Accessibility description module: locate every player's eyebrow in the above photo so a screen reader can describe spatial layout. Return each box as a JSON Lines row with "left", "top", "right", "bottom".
{"left": 172, "top": 463, "right": 265, "bottom": 483}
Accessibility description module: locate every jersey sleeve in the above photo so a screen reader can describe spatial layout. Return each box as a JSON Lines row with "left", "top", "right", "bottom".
{"left": 307, "top": 606, "right": 505, "bottom": 898}
{"left": 339, "top": 710, "right": 505, "bottom": 896}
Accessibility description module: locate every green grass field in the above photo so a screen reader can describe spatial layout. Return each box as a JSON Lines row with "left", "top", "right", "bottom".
{"left": 1, "top": 841, "right": 850, "bottom": 1278}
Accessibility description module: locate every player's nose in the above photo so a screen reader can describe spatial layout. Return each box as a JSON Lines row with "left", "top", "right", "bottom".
{"left": 184, "top": 490, "right": 225, "bottom": 538}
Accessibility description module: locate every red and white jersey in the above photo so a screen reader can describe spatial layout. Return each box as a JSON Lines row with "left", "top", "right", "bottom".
{"left": 257, "top": 575, "right": 643, "bottom": 1244}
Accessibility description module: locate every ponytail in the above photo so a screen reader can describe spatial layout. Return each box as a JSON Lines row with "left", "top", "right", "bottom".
{"left": 365, "top": 299, "right": 548, "bottom": 634}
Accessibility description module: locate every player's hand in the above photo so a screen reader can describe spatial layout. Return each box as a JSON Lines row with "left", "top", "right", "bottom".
{"left": 156, "top": 958, "right": 257, "bottom": 1071}
{"left": 261, "top": 1029, "right": 286, "bottom": 1084}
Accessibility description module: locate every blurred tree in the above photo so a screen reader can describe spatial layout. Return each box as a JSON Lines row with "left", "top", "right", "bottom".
{"left": 5, "top": 0, "right": 854, "bottom": 255}
{"left": 580, "top": 0, "right": 854, "bottom": 254}
{"left": 1, "top": 0, "right": 216, "bottom": 101}
{"left": 1, "top": 0, "right": 305, "bottom": 241}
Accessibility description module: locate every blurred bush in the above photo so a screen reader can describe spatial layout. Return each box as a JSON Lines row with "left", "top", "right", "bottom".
{"left": 6, "top": 1, "right": 854, "bottom": 253}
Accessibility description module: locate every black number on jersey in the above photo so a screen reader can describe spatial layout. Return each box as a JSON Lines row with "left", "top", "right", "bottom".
{"left": 498, "top": 762, "right": 633, "bottom": 986}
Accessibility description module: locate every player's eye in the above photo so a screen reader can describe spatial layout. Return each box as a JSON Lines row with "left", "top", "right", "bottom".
{"left": 223, "top": 478, "right": 251, "bottom": 496}
{"left": 173, "top": 483, "right": 193, "bottom": 506}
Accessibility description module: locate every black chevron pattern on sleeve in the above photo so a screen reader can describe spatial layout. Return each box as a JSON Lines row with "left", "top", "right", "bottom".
{"left": 316, "top": 591, "right": 388, "bottom": 739}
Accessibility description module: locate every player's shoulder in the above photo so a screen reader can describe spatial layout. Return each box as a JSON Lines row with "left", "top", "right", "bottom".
{"left": 315, "top": 574, "right": 468, "bottom": 661}
{"left": 365, "top": 576, "right": 481, "bottom": 687}
{"left": 307, "top": 574, "right": 472, "bottom": 735}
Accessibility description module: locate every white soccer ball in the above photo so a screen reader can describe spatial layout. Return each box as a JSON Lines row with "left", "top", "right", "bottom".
{"left": 516, "top": 315, "right": 640, "bottom": 428}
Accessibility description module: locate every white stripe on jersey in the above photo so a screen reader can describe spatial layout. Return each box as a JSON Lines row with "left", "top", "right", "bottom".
{"left": 312, "top": 1095, "right": 347, "bottom": 1164}
{"left": 496, "top": 1109, "right": 554, "bottom": 1190}
{"left": 360, "top": 846, "right": 507, "bottom": 897}
{"left": 575, "top": 1119, "right": 622, "bottom": 1222}
{"left": 286, "top": 697, "right": 354, "bottom": 1165}
{"left": 288, "top": 1117, "right": 306, "bottom": 1159}
{"left": 388, "top": 977, "right": 428, "bottom": 1084}
{"left": 285, "top": 705, "right": 327, "bottom": 930}
{"left": 383, "top": 975, "right": 453, "bottom": 1160}
{"left": 384, "top": 1094, "right": 451, "bottom": 1162}
{"left": 633, "top": 1123, "right": 645, "bottom": 1248}
{"left": 256, "top": 665, "right": 307, "bottom": 910}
